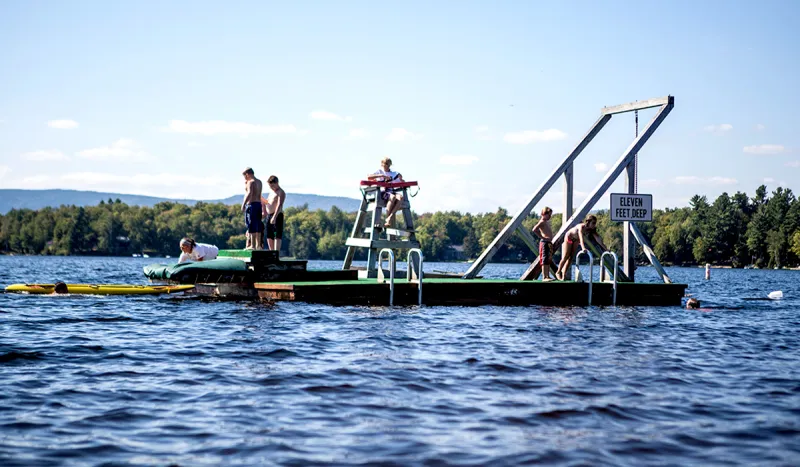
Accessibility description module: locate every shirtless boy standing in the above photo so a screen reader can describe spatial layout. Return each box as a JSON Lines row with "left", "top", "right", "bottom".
{"left": 241, "top": 167, "right": 264, "bottom": 250}
{"left": 532, "top": 206, "right": 555, "bottom": 281}
{"left": 262, "top": 175, "right": 286, "bottom": 254}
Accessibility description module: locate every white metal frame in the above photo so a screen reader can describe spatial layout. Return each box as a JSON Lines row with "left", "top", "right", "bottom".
{"left": 463, "top": 96, "right": 674, "bottom": 285}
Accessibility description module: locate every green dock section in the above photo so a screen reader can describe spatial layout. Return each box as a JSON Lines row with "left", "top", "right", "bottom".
{"left": 217, "top": 249, "right": 253, "bottom": 258}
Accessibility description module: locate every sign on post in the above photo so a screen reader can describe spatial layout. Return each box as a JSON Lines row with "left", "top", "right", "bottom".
{"left": 610, "top": 193, "right": 652, "bottom": 222}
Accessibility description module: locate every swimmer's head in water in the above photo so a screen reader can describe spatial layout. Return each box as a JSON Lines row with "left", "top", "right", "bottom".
{"left": 686, "top": 298, "right": 700, "bottom": 309}
{"left": 54, "top": 282, "right": 68, "bottom": 294}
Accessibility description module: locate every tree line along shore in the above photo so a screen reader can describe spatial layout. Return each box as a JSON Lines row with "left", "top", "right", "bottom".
{"left": 0, "top": 185, "right": 797, "bottom": 268}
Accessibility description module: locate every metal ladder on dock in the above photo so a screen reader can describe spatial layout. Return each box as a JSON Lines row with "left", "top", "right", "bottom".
{"left": 600, "top": 251, "right": 619, "bottom": 306}
{"left": 574, "top": 250, "right": 620, "bottom": 306}
{"left": 574, "top": 250, "right": 594, "bottom": 306}
{"left": 378, "top": 247, "right": 424, "bottom": 306}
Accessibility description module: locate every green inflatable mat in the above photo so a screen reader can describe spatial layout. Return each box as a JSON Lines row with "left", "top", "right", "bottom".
{"left": 143, "top": 258, "right": 252, "bottom": 284}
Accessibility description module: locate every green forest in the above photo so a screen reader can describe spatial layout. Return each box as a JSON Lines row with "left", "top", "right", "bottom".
{"left": 1, "top": 185, "right": 798, "bottom": 268}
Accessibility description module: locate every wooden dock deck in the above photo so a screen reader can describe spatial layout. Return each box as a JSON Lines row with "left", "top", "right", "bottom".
{"left": 248, "top": 278, "right": 686, "bottom": 307}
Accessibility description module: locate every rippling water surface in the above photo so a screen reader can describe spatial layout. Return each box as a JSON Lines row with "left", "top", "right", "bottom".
{"left": 1, "top": 256, "right": 799, "bottom": 466}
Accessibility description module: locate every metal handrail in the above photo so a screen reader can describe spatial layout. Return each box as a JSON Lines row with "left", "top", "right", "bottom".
{"left": 407, "top": 248, "right": 423, "bottom": 306}
{"left": 600, "top": 251, "right": 619, "bottom": 306}
{"left": 378, "top": 248, "right": 396, "bottom": 306}
{"left": 574, "top": 249, "right": 594, "bottom": 306}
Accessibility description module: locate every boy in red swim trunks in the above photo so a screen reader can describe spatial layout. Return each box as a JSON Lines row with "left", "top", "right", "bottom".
{"left": 532, "top": 206, "right": 556, "bottom": 281}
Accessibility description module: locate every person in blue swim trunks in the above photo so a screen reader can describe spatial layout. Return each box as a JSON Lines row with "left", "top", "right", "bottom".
{"left": 241, "top": 167, "right": 264, "bottom": 250}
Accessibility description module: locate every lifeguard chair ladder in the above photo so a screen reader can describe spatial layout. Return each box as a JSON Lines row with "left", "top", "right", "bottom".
{"left": 342, "top": 180, "right": 420, "bottom": 278}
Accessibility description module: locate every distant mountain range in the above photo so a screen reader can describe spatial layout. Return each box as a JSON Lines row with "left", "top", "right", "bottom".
{"left": 0, "top": 189, "right": 362, "bottom": 214}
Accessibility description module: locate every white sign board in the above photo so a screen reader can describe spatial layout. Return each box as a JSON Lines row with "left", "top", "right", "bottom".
{"left": 610, "top": 193, "right": 652, "bottom": 222}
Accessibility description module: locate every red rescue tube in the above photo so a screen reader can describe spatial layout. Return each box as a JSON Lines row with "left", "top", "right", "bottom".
{"left": 360, "top": 180, "right": 418, "bottom": 188}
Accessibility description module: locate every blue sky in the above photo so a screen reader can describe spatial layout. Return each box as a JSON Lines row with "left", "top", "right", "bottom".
{"left": 1, "top": 0, "right": 797, "bottom": 214}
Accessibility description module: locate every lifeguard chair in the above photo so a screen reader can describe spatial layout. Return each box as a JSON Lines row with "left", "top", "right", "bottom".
{"left": 342, "top": 179, "right": 420, "bottom": 278}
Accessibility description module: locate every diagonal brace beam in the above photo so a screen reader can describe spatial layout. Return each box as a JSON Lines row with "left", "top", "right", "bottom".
{"left": 629, "top": 223, "right": 672, "bottom": 284}
{"left": 515, "top": 225, "right": 539, "bottom": 255}
{"left": 462, "top": 114, "right": 612, "bottom": 279}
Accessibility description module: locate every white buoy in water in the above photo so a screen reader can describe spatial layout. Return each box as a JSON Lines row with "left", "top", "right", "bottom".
{"left": 768, "top": 291, "right": 783, "bottom": 300}
{"left": 705, "top": 263, "right": 711, "bottom": 280}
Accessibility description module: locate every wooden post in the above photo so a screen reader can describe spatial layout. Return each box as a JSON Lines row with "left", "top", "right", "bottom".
{"left": 562, "top": 162, "right": 574, "bottom": 280}
{"left": 342, "top": 196, "right": 368, "bottom": 270}
{"left": 624, "top": 161, "right": 636, "bottom": 281}
{"left": 563, "top": 162, "right": 574, "bottom": 221}
{"left": 365, "top": 192, "right": 385, "bottom": 276}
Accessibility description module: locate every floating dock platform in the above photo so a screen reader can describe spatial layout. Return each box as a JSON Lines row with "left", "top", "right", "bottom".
{"left": 190, "top": 277, "right": 686, "bottom": 307}
{"left": 144, "top": 96, "right": 691, "bottom": 307}
{"left": 149, "top": 249, "right": 687, "bottom": 306}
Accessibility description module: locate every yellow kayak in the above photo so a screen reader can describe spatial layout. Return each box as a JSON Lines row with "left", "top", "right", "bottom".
{"left": 4, "top": 284, "right": 195, "bottom": 295}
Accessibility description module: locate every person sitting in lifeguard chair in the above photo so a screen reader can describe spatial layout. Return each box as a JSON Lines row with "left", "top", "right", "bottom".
{"left": 367, "top": 157, "right": 405, "bottom": 227}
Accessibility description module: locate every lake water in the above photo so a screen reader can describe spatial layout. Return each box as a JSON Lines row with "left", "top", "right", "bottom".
{"left": 1, "top": 256, "right": 798, "bottom": 466}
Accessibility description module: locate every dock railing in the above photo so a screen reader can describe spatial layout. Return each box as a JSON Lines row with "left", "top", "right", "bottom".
{"left": 377, "top": 248, "right": 396, "bottom": 306}
{"left": 407, "top": 248, "right": 423, "bottom": 306}
{"left": 574, "top": 250, "right": 594, "bottom": 306}
{"left": 600, "top": 251, "right": 619, "bottom": 306}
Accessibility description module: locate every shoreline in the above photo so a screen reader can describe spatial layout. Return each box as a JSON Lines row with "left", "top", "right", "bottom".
{"left": 1, "top": 252, "right": 798, "bottom": 270}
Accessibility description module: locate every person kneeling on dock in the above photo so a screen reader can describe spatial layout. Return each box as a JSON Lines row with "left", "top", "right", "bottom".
{"left": 178, "top": 238, "right": 219, "bottom": 263}
{"left": 555, "top": 214, "right": 607, "bottom": 281}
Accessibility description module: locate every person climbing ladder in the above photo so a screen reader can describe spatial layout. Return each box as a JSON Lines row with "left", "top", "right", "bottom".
{"left": 555, "top": 215, "right": 607, "bottom": 281}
